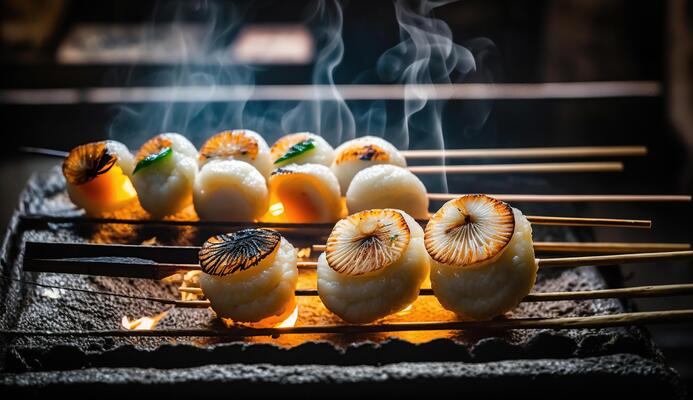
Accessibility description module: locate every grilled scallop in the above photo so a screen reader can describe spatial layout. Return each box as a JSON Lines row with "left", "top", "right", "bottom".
{"left": 346, "top": 164, "right": 429, "bottom": 219}
{"left": 131, "top": 133, "right": 198, "bottom": 218}
{"left": 62, "top": 140, "right": 137, "bottom": 215}
{"left": 193, "top": 159, "right": 269, "bottom": 221}
{"left": 425, "top": 194, "right": 537, "bottom": 320}
{"left": 263, "top": 163, "right": 342, "bottom": 223}
{"left": 198, "top": 228, "right": 298, "bottom": 326}
{"left": 330, "top": 136, "right": 407, "bottom": 195}
{"left": 199, "top": 130, "right": 272, "bottom": 179}
{"left": 317, "top": 209, "right": 430, "bottom": 323}
{"left": 270, "top": 132, "right": 335, "bottom": 167}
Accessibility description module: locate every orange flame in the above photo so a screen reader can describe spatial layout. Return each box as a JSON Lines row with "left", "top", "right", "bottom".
{"left": 121, "top": 310, "right": 169, "bottom": 331}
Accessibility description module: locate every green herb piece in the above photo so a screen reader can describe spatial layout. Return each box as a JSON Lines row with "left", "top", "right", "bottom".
{"left": 133, "top": 147, "right": 172, "bottom": 174}
{"left": 274, "top": 140, "right": 315, "bottom": 165}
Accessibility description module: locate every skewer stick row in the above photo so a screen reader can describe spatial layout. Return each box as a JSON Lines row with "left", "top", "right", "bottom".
{"left": 312, "top": 241, "right": 691, "bottom": 254}
{"left": 407, "top": 161, "right": 623, "bottom": 174}
{"left": 427, "top": 194, "right": 693, "bottom": 203}
{"left": 177, "top": 283, "right": 693, "bottom": 303}
{"left": 401, "top": 146, "right": 647, "bottom": 159}
{"left": 19, "top": 214, "right": 653, "bottom": 230}
{"left": 22, "top": 145, "right": 646, "bottom": 161}
{"left": 536, "top": 250, "right": 693, "bottom": 268}
{"left": 22, "top": 250, "right": 693, "bottom": 278}
{"left": 3, "top": 309, "right": 692, "bottom": 337}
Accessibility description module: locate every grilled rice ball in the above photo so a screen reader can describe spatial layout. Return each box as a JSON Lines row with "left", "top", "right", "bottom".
{"left": 131, "top": 133, "right": 198, "bottom": 218}
{"left": 425, "top": 194, "right": 537, "bottom": 320}
{"left": 346, "top": 164, "right": 429, "bottom": 219}
{"left": 317, "top": 209, "right": 429, "bottom": 323}
{"left": 263, "top": 163, "right": 342, "bottom": 223}
{"left": 199, "top": 129, "right": 272, "bottom": 179}
{"left": 330, "top": 136, "right": 407, "bottom": 195}
{"left": 198, "top": 228, "right": 298, "bottom": 326}
{"left": 193, "top": 159, "right": 269, "bottom": 221}
{"left": 270, "top": 132, "right": 335, "bottom": 167}
{"left": 62, "top": 140, "right": 137, "bottom": 215}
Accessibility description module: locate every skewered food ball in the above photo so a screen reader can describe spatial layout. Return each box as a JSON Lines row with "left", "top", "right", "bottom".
{"left": 131, "top": 133, "right": 198, "bottom": 218}
{"left": 199, "top": 129, "right": 272, "bottom": 179}
{"left": 198, "top": 228, "right": 298, "bottom": 326}
{"left": 330, "top": 136, "right": 407, "bottom": 195}
{"left": 425, "top": 194, "right": 537, "bottom": 320}
{"left": 346, "top": 164, "right": 429, "bottom": 219}
{"left": 62, "top": 140, "right": 137, "bottom": 215}
{"left": 317, "top": 209, "right": 430, "bottom": 323}
{"left": 264, "top": 163, "right": 342, "bottom": 223}
{"left": 193, "top": 159, "right": 269, "bottom": 221}
{"left": 270, "top": 132, "right": 335, "bottom": 167}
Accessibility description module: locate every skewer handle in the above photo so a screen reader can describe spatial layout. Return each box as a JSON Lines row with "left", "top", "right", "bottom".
{"left": 525, "top": 215, "right": 651, "bottom": 229}
{"left": 312, "top": 241, "right": 691, "bottom": 254}
{"left": 178, "top": 283, "right": 693, "bottom": 302}
{"left": 427, "top": 194, "right": 693, "bottom": 203}
{"left": 537, "top": 250, "right": 693, "bottom": 268}
{"left": 408, "top": 161, "right": 623, "bottom": 174}
{"left": 401, "top": 146, "right": 647, "bottom": 159}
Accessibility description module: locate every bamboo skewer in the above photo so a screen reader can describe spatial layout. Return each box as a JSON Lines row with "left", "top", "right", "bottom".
{"left": 20, "top": 147, "right": 625, "bottom": 174}
{"left": 23, "top": 145, "right": 646, "bottom": 161}
{"left": 401, "top": 146, "right": 647, "bottom": 159}
{"left": 312, "top": 242, "right": 691, "bottom": 254}
{"left": 536, "top": 251, "right": 693, "bottom": 268}
{"left": 28, "top": 240, "right": 690, "bottom": 271}
{"left": 176, "top": 283, "right": 693, "bottom": 303}
{"left": 428, "top": 194, "right": 692, "bottom": 203}
{"left": 4, "top": 309, "right": 693, "bottom": 337}
{"left": 524, "top": 215, "right": 650, "bottom": 228}
{"left": 408, "top": 161, "right": 623, "bottom": 174}
{"left": 9, "top": 275, "right": 693, "bottom": 309}
{"left": 22, "top": 249, "right": 693, "bottom": 279}
{"left": 19, "top": 214, "right": 652, "bottom": 230}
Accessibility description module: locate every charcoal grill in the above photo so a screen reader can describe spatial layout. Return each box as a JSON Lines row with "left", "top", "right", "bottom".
{"left": 0, "top": 167, "right": 685, "bottom": 397}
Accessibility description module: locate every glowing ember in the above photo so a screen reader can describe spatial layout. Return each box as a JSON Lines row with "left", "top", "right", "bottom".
{"left": 269, "top": 202, "right": 285, "bottom": 216}
{"left": 395, "top": 304, "right": 414, "bottom": 316}
{"left": 121, "top": 310, "right": 169, "bottom": 330}
{"left": 277, "top": 304, "right": 299, "bottom": 328}
{"left": 296, "top": 247, "right": 312, "bottom": 258}
{"left": 179, "top": 270, "right": 202, "bottom": 301}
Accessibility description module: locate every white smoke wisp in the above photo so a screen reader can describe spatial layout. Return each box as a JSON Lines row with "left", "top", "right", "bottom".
{"left": 108, "top": 1, "right": 256, "bottom": 148}
{"left": 280, "top": 0, "right": 355, "bottom": 145}
{"left": 375, "top": 0, "right": 485, "bottom": 193}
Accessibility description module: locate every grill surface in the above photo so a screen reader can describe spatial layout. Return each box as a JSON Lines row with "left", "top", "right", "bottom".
{"left": 0, "top": 168, "right": 683, "bottom": 396}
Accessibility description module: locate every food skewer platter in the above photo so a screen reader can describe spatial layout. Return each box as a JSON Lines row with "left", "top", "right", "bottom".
{"left": 1, "top": 130, "right": 691, "bottom": 358}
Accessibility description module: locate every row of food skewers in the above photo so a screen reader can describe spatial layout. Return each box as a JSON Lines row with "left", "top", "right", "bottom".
{"left": 63, "top": 131, "right": 430, "bottom": 220}
{"left": 191, "top": 194, "right": 693, "bottom": 327}
{"left": 63, "top": 130, "right": 662, "bottom": 223}
{"left": 52, "top": 131, "right": 693, "bottom": 331}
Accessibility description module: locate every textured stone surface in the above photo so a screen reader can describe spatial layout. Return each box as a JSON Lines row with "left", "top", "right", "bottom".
{"left": 0, "top": 354, "right": 684, "bottom": 398}
{"left": 0, "top": 169, "right": 683, "bottom": 396}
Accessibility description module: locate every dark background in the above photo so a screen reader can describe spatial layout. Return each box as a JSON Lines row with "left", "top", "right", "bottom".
{"left": 1, "top": 0, "right": 692, "bottom": 395}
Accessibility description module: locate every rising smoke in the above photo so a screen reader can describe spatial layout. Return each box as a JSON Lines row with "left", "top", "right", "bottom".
{"left": 109, "top": 0, "right": 497, "bottom": 193}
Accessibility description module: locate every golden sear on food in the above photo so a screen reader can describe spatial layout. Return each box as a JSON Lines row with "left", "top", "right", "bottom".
{"left": 199, "top": 130, "right": 259, "bottom": 163}
{"left": 198, "top": 228, "right": 281, "bottom": 276}
{"left": 326, "top": 209, "right": 410, "bottom": 276}
{"left": 334, "top": 143, "right": 390, "bottom": 165}
{"left": 62, "top": 141, "right": 118, "bottom": 185}
{"left": 270, "top": 133, "right": 311, "bottom": 162}
{"left": 135, "top": 136, "right": 173, "bottom": 164}
{"left": 425, "top": 194, "right": 515, "bottom": 267}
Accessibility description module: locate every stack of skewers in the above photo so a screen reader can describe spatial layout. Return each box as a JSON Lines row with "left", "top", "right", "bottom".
{"left": 10, "top": 130, "right": 693, "bottom": 335}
